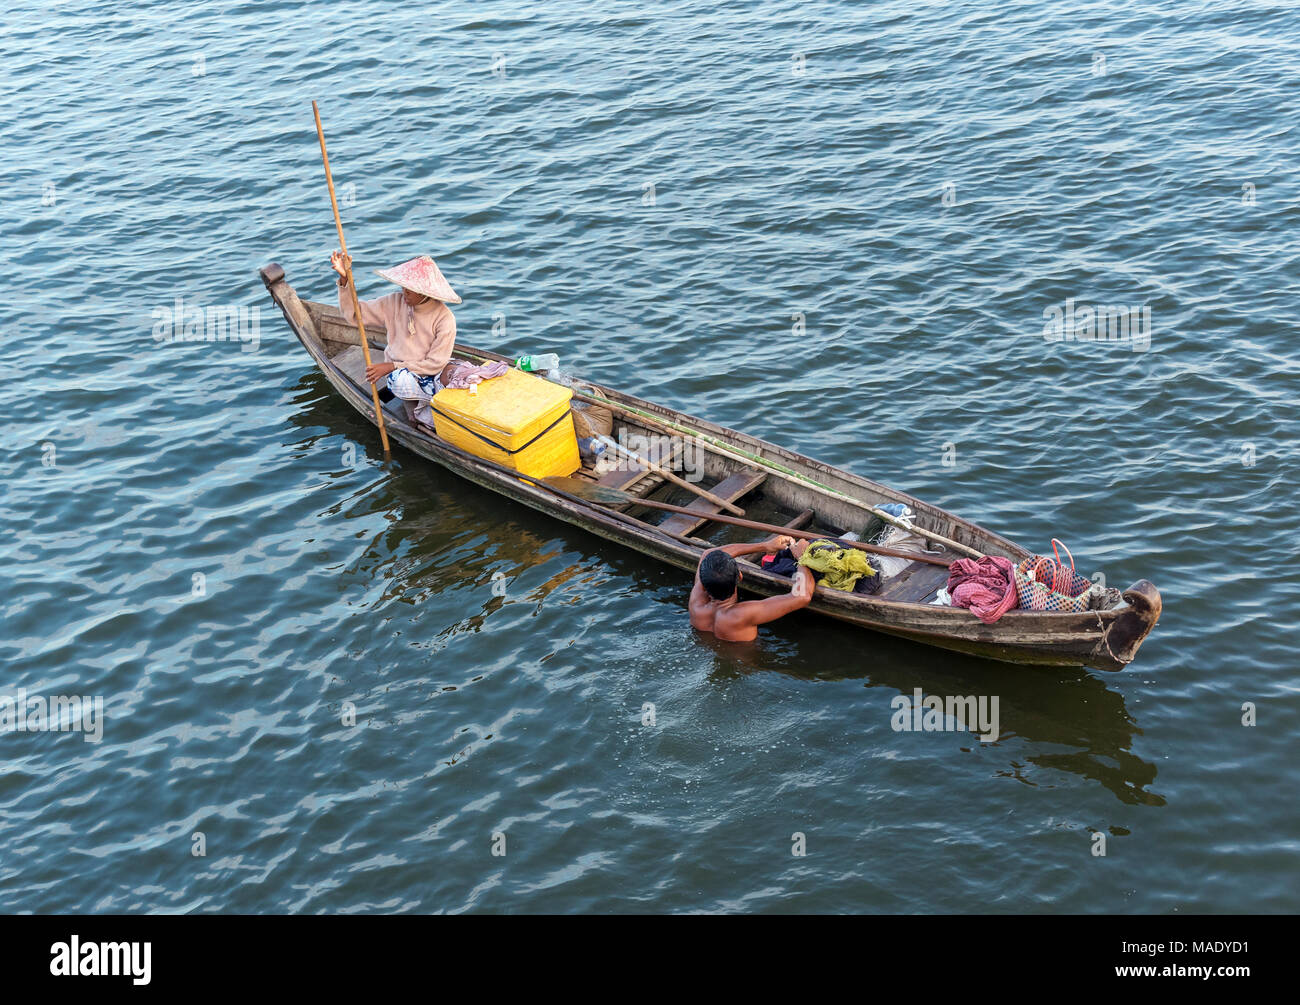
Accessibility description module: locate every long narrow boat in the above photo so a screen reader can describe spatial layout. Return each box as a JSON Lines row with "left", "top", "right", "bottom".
{"left": 260, "top": 264, "right": 1160, "bottom": 671}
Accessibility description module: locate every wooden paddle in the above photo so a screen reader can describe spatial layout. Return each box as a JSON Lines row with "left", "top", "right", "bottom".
{"left": 596, "top": 435, "right": 745, "bottom": 516}
{"left": 543, "top": 477, "right": 951, "bottom": 568}
{"left": 312, "top": 100, "right": 391, "bottom": 460}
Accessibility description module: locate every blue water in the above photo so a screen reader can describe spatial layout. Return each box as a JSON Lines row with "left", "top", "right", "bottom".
{"left": 2, "top": 0, "right": 1298, "bottom": 912}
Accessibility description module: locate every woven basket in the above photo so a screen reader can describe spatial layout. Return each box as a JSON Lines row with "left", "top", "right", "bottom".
{"left": 1014, "top": 539, "right": 1093, "bottom": 613}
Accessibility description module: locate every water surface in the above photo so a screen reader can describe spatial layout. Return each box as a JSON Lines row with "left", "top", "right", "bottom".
{"left": 1, "top": 0, "right": 1297, "bottom": 913}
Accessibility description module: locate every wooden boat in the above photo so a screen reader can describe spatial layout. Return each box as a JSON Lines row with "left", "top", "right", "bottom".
{"left": 260, "top": 263, "right": 1161, "bottom": 671}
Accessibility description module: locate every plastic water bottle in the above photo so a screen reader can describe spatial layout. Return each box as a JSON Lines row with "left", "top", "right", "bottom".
{"left": 577, "top": 437, "right": 607, "bottom": 465}
{"left": 518, "top": 353, "right": 559, "bottom": 373}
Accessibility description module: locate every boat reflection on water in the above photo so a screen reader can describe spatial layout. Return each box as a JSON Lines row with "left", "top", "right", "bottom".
{"left": 291, "top": 376, "right": 598, "bottom": 631}
{"left": 700, "top": 624, "right": 1164, "bottom": 808}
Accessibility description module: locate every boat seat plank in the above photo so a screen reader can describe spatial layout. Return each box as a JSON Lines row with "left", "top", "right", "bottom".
{"left": 332, "top": 344, "right": 368, "bottom": 385}
{"left": 595, "top": 462, "right": 652, "bottom": 492}
{"left": 654, "top": 470, "right": 768, "bottom": 537}
{"left": 874, "top": 561, "right": 951, "bottom": 604}
{"left": 783, "top": 508, "right": 815, "bottom": 531}
{"left": 330, "top": 344, "right": 412, "bottom": 421}
{"left": 594, "top": 440, "right": 684, "bottom": 498}
{"left": 317, "top": 312, "right": 385, "bottom": 352}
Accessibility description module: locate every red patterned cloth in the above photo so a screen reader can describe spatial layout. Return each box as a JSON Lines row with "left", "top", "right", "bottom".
{"left": 946, "top": 556, "right": 1018, "bottom": 624}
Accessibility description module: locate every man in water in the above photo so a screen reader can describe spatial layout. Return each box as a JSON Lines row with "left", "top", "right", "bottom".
{"left": 330, "top": 251, "right": 460, "bottom": 424}
{"left": 689, "top": 536, "right": 815, "bottom": 641}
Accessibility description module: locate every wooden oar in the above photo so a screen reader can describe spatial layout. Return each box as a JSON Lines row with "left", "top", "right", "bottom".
{"left": 543, "top": 478, "right": 951, "bottom": 568}
{"left": 596, "top": 435, "right": 745, "bottom": 516}
{"left": 312, "top": 100, "right": 391, "bottom": 460}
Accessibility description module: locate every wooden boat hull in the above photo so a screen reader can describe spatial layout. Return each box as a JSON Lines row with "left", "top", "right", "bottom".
{"left": 260, "top": 263, "right": 1161, "bottom": 671}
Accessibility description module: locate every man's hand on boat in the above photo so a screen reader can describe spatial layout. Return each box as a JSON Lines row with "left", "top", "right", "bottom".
{"left": 689, "top": 535, "right": 815, "bottom": 642}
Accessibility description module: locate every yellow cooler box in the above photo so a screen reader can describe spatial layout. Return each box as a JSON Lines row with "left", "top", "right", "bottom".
{"left": 430, "top": 367, "right": 580, "bottom": 479}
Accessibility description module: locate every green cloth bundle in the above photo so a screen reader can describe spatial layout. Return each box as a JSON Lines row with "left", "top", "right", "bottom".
{"left": 797, "top": 539, "right": 876, "bottom": 592}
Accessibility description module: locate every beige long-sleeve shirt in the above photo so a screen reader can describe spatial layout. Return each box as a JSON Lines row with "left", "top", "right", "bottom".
{"left": 338, "top": 283, "right": 457, "bottom": 376}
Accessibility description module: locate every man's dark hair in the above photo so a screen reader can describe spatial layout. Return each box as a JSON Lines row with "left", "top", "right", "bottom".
{"left": 699, "top": 550, "right": 739, "bottom": 600}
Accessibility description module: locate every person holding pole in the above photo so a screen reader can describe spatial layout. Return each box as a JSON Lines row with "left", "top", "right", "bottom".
{"left": 328, "top": 252, "right": 461, "bottom": 426}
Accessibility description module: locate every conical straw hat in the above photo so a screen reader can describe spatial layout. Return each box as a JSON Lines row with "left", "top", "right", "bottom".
{"left": 375, "top": 255, "right": 461, "bottom": 305}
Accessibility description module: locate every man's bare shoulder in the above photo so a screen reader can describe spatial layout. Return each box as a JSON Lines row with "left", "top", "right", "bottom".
{"left": 688, "top": 602, "right": 716, "bottom": 632}
{"left": 710, "top": 602, "right": 763, "bottom": 641}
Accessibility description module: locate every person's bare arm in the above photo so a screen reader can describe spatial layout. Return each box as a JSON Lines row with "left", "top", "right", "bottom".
{"left": 690, "top": 562, "right": 709, "bottom": 607}
{"left": 693, "top": 537, "right": 790, "bottom": 606}
{"left": 709, "top": 536, "right": 795, "bottom": 561}
{"left": 732, "top": 567, "right": 815, "bottom": 628}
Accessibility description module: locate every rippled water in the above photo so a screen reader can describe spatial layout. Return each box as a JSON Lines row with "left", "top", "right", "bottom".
{"left": 2, "top": 0, "right": 1298, "bottom": 913}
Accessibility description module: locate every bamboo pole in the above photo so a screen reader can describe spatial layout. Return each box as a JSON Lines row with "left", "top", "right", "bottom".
{"left": 312, "top": 100, "right": 391, "bottom": 459}
{"left": 580, "top": 392, "right": 982, "bottom": 558}
{"left": 595, "top": 495, "right": 951, "bottom": 567}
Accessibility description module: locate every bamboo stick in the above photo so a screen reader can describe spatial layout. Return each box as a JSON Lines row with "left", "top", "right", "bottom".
{"left": 313, "top": 100, "right": 390, "bottom": 459}
{"left": 579, "top": 392, "right": 982, "bottom": 558}
{"left": 602, "top": 495, "right": 950, "bottom": 567}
